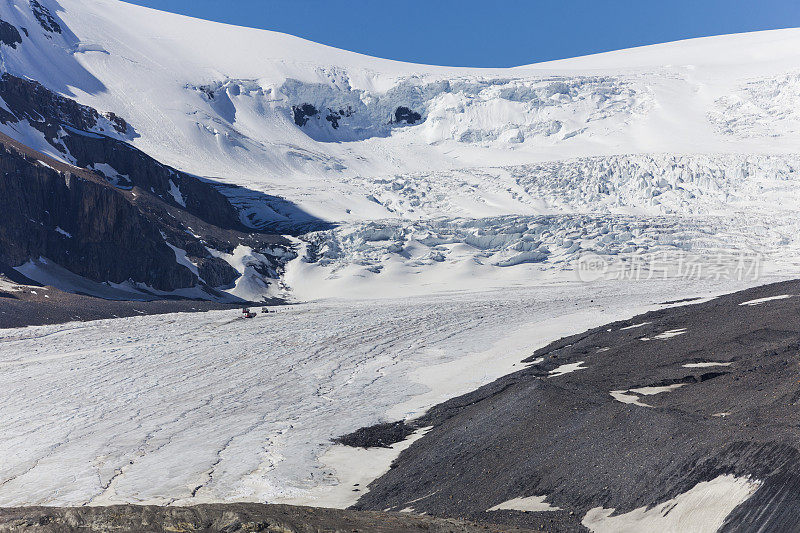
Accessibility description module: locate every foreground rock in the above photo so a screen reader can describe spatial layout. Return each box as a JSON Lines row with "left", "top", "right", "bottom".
{"left": 0, "top": 504, "right": 530, "bottom": 533}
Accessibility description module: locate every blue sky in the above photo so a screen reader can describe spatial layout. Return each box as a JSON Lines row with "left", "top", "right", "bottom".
{"left": 124, "top": 0, "right": 800, "bottom": 67}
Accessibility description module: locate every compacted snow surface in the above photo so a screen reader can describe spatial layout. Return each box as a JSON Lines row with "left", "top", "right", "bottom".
{"left": 0, "top": 278, "right": 769, "bottom": 507}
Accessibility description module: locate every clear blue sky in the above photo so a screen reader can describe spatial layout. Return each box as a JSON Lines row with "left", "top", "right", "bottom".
{"left": 123, "top": 0, "right": 800, "bottom": 67}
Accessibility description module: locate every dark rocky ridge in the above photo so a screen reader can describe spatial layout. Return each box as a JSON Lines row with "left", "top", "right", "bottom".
{"left": 0, "top": 19, "right": 22, "bottom": 48}
{"left": 349, "top": 279, "right": 800, "bottom": 532}
{"left": 0, "top": 504, "right": 531, "bottom": 533}
{"left": 29, "top": 0, "right": 61, "bottom": 34}
{"left": 0, "top": 140, "right": 195, "bottom": 291}
{"left": 0, "top": 74, "right": 242, "bottom": 230}
{"left": 0, "top": 74, "right": 120, "bottom": 136}
{"left": 0, "top": 130, "right": 294, "bottom": 295}
{"left": 62, "top": 130, "right": 243, "bottom": 230}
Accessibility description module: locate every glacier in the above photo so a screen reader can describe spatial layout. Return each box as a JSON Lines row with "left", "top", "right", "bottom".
{"left": 1, "top": 1, "right": 800, "bottom": 529}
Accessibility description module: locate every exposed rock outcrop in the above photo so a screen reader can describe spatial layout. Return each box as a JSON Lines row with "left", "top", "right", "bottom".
{"left": 0, "top": 503, "right": 528, "bottom": 533}
{"left": 292, "top": 103, "right": 319, "bottom": 126}
{"left": 0, "top": 73, "right": 248, "bottom": 231}
{"left": 325, "top": 105, "right": 355, "bottom": 129}
{"left": 0, "top": 142, "right": 196, "bottom": 291}
{"left": 394, "top": 106, "right": 421, "bottom": 124}
{"left": 62, "top": 132, "right": 243, "bottom": 230}
{"left": 29, "top": 0, "right": 61, "bottom": 34}
{"left": 0, "top": 73, "right": 129, "bottom": 137}
{"left": 0, "top": 19, "right": 22, "bottom": 48}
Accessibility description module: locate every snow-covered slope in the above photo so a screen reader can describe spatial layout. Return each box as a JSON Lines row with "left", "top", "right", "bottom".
{"left": 4, "top": 0, "right": 800, "bottom": 226}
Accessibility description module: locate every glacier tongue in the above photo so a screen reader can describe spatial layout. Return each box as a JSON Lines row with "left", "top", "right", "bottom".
{"left": 0, "top": 277, "right": 769, "bottom": 507}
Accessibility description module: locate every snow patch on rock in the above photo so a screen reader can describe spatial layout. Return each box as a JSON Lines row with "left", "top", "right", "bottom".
{"left": 487, "top": 495, "right": 560, "bottom": 513}
{"left": 739, "top": 294, "right": 792, "bottom": 306}
{"left": 582, "top": 475, "right": 761, "bottom": 533}
{"left": 167, "top": 179, "right": 186, "bottom": 207}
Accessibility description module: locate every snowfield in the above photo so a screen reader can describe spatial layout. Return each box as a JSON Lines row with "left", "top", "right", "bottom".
{"left": 0, "top": 277, "right": 771, "bottom": 507}
{"left": 5, "top": 0, "right": 800, "bottom": 227}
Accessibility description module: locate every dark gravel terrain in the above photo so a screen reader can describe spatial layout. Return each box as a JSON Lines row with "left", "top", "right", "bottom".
{"left": 0, "top": 504, "right": 532, "bottom": 533}
{"left": 0, "top": 283, "right": 245, "bottom": 329}
{"left": 347, "top": 279, "right": 800, "bottom": 532}
{"left": 0, "top": 268, "right": 279, "bottom": 329}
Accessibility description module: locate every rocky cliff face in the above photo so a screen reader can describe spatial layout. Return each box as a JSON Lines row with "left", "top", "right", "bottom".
{"left": 0, "top": 141, "right": 197, "bottom": 291}
{"left": 62, "top": 130, "right": 243, "bottom": 230}
{"left": 0, "top": 73, "right": 243, "bottom": 231}
{"left": 0, "top": 73, "right": 298, "bottom": 299}
{"left": 0, "top": 73, "right": 127, "bottom": 137}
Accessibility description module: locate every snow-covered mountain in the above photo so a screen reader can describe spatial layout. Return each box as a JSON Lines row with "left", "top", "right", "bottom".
{"left": 2, "top": 0, "right": 800, "bottom": 299}
{"left": 5, "top": 0, "right": 800, "bottom": 221}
